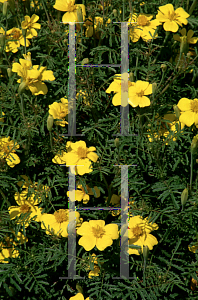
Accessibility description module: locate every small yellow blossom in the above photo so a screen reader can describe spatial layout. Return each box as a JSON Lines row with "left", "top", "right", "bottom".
{"left": 0, "top": 27, "right": 30, "bottom": 53}
{"left": 128, "top": 215, "right": 158, "bottom": 255}
{"left": 21, "top": 14, "right": 41, "bottom": 38}
{"left": 67, "top": 184, "right": 100, "bottom": 204}
{"left": 77, "top": 220, "right": 119, "bottom": 251}
{"left": 177, "top": 98, "right": 198, "bottom": 127}
{"left": 0, "top": 136, "right": 20, "bottom": 168}
{"left": 48, "top": 98, "right": 69, "bottom": 127}
{"left": 156, "top": 4, "right": 190, "bottom": 33}
{"left": 128, "top": 13, "right": 160, "bottom": 42}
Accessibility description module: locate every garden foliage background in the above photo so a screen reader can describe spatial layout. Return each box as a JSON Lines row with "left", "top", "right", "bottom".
{"left": 1, "top": 0, "right": 198, "bottom": 299}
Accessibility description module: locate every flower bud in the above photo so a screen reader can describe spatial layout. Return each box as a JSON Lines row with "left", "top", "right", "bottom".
{"left": 81, "top": 58, "right": 89, "bottom": 65}
{"left": 18, "top": 81, "right": 27, "bottom": 94}
{"left": 181, "top": 188, "right": 188, "bottom": 209}
{"left": 113, "top": 9, "right": 117, "bottom": 17}
{"left": 76, "top": 283, "right": 83, "bottom": 294}
{"left": 47, "top": 114, "right": 54, "bottom": 132}
{"left": 7, "top": 67, "right": 12, "bottom": 78}
{"left": 76, "top": 6, "right": 83, "bottom": 23}
{"left": 180, "top": 35, "right": 189, "bottom": 55}
{"left": 173, "top": 105, "right": 180, "bottom": 119}
{"left": 129, "top": 72, "right": 134, "bottom": 82}
{"left": 161, "top": 64, "right": 167, "bottom": 72}
{"left": 152, "top": 82, "right": 157, "bottom": 94}
{"left": 0, "top": 34, "right": 6, "bottom": 48}
{"left": 114, "top": 137, "right": 119, "bottom": 149}
{"left": 3, "top": 1, "right": 8, "bottom": 16}
{"left": 191, "top": 134, "right": 198, "bottom": 154}
{"left": 143, "top": 245, "right": 149, "bottom": 261}
{"left": 22, "top": 28, "right": 27, "bottom": 37}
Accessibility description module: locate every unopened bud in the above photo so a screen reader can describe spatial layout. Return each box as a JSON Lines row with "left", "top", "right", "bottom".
{"left": 81, "top": 58, "right": 89, "bottom": 65}
{"left": 161, "top": 64, "right": 167, "bottom": 72}
{"left": 0, "top": 34, "right": 6, "bottom": 48}
{"left": 152, "top": 82, "right": 157, "bottom": 94}
{"left": 180, "top": 35, "right": 189, "bottom": 55}
{"left": 7, "top": 67, "right": 12, "bottom": 78}
{"left": 191, "top": 134, "right": 198, "bottom": 154}
{"left": 173, "top": 105, "right": 180, "bottom": 119}
{"left": 76, "top": 283, "right": 83, "bottom": 294}
{"left": 3, "top": 1, "right": 8, "bottom": 16}
{"left": 18, "top": 81, "right": 27, "bottom": 94}
{"left": 76, "top": 6, "right": 83, "bottom": 22}
{"left": 143, "top": 245, "right": 149, "bottom": 261}
{"left": 129, "top": 72, "right": 134, "bottom": 82}
{"left": 181, "top": 188, "right": 188, "bottom": 209}
{"left": 47, "top": 114, "right": 54, "bottom": 132}
{"left": 22, "top": 28, "right": 27, "bottom": 37}
{"left": 113, "top": 9, "right": 117, "bottom": 17}
{"left": 114, "top": 137, "right": 119, "bottom": 148}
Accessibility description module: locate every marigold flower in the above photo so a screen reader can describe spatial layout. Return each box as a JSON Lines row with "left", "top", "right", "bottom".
{"left": 84, "top": 16, "right": 111, "bottom": 39}
{"left": 128, "top": 80, "right": 153, "bottom": 107}
{"left": 128, "top": 215, "right": 158, "bottom": 255}
{"left": 106, "top": 73, "right": 135, "bottom": 107}
{"left": 52, "top": 140, "right": 98, "bottom": 175}
{"left": 77, "top": 220, "right": 119, "bottom": 251}
{"left": 128, "top": 13, "right": 160, "bottom": 42}
{"left": 48, "top": 98, "right": 69, "bottom": 127}
{"left": 67, "top": 184, "right": 100, "bottom": 204}
{"left": 40, "top": 209, "right": 80, "bottom": 238}
{"left": 86, "top": 253, "right": 102, "bottom": 278}
{"left": 53, "top": 0, "right": 86, "bottom": 31}
{"left": 177, "top": 98, "right": 198, "bottom": 127}
{"left": 8, "top": 191, "right": 43, "bottom": 228}
{"left": 173, "top": 28, "right": 198, "bottom": 45}
{"left": 21, "top": 14, "right": 41, "bottom": 38}
{"left": 0, "top": 238, "right": 19, "bottom": 263}
{"left": 156, "top": 4, "right": 190, "bottom": 33}
{"left": 69, "top": 293, "right": 90, "bottom": 300}
{"left": 147, "top": 113, "right": 185, "bottom": 144}
{"left": 0, "top": 136, "right": 20, "bottom": 168}
{"left": 12, "top": 52, "right": 55, "bottom": 95}
{"left": 0, "top": 27, "right": 30, "bottom": 53}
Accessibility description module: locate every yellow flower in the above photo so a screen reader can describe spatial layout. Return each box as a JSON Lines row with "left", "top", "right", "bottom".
{"left": 21, "top": 14, "right": 41, "bottom": 38}
{"left": 0, "top": 136, "right": 20, "bottom": 168}
{"left": 0, "top": 111, "right": 5, "bottom": 122}
{"left": 0, "top": 27, "right": 30, "bottom": 53}
{"left": 40, "top": 209, "right": 80, "bottom": 238}
{"left": 156, "top": 4, "right": 190, "bottom": 32}
{"left": 105, "top": 73, "right": 135, "bottom": 107}
{"left": 128, "top": 13, "right": 160, "bottom": 42}
{"left": 173, "top": 28, "right": 198, "bottom": 45}
{"left": 17, "top": 174, "right": 50, "bottom": 201}
{"left": 48, "top": 98, "right": 69, "bottom": 127}
{"left": 177, "top": 98, "right": 198, "bottom": 127}
{"left": 53, "top": 0, "right": 86, "bottom": 30}
{"left": 188, "top": 242, "right": 198, "bottom": 253}
{"left": 69, "top": 293, "right": 90, "bottom": 300}
{"left": 128, "top": 80, "right": 152, "bottom": 107}
{"left": 84, "top": 16, "right": 111, "bottom": 39}
{"left": 67, "top": 184, "right": 100, "bottom": 204}
{"left": 128, "top": 215, "right": 158, "bottom": 255}
{"left": 53, "top": 140, "right": 98, "bottom": 175}
{"left": 147, "top": 113, "right": 185, "bottom": 144}
{"left": 86, "top": 253, "right": 102, "bottom": 278}
{"left": 77, "top": 220, "right": 119, "bottom": 251}
{"left": 12, "top": 52, "right": 55, "bottom": 95}
{"left": 8, "top": 191, "right": 43, "bottom": 228}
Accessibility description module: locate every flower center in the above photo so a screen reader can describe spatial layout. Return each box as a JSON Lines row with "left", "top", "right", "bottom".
{"left": 136, "top": 90, "right": 144, "bottom": 97}
{"left": 168, "top": 11, "right": 177, "bottom": 21}
{"left": 54, "top": 209, "right": 68, "bottom": 223}
{"left": 11, "top": 29, "right": 21, "bottom": 40}
{"left": 132, "top": 225, "right": 143, "bottom": 237}
{"left": 20, "top": 204, "right": 31, "bottom": 213}
{"left": 92, "top": 225, "right": 105, "bottom": 238}
{"left": 77, "top": 146, "right": 87, "bottom": 159}
{"left": 137, "top": 15, "right": 149, "bottom": 26}
{"left": 191, "top": 99, "right": 198, "bottom": 113}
